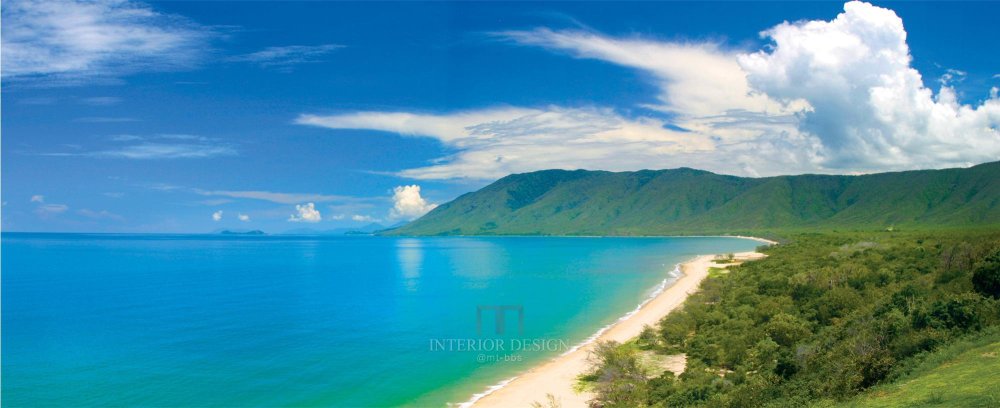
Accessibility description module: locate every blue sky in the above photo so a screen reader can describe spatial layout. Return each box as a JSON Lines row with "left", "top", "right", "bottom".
{"left": 2, "top": 1, "right": 999, "bottom": 233}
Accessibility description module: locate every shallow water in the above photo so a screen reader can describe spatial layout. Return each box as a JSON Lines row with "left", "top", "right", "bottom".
{"left": 1, "top": 233, "right": 758, "bottom": 406}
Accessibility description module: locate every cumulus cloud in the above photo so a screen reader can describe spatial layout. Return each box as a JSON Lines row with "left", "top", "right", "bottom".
{"left": 1, "top": 0, "right": 211, "bottom": 83}
{"left": 212, "top": 210, "right": 223, "bottom": 221}
{"left": 738, "top": 1, "right": 1000, "bottom": 170}
{"left": 238, "top": 213, "right": 250, "bottom": 222}
{"left": 389, "top": 185, "right": 438, "bottom": 220}
{"left": 351, "top": 214, "right": 375, "bottom": 222}
{"left": 289, "top": 203, "right": 321, "bottom": 223}
{"left": 296, "top": 1, "right": 998, "bottom": 179}
{"left": 30, "top": 195, "right": 45, "bottom": 203}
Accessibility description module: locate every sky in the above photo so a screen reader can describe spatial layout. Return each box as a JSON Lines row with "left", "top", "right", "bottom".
{"left": 2, "top": 1, "right": 998, "bottom": 233}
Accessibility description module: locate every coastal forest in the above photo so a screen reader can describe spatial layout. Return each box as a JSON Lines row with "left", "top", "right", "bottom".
{"left": 582, "top": 231, "right": 1000, "bottom": 407}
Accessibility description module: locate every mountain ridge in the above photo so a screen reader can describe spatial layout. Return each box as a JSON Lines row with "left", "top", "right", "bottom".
{"left": 383, "top": 161, "right": 1000, "bottom": 236}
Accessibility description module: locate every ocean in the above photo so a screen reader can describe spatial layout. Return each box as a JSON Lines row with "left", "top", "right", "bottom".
{"left": 1, "top": 233, "right": 759, "bottom": 406}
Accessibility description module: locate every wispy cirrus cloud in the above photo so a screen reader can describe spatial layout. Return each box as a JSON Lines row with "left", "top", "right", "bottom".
{"left": 229, "top": 44, "right": 343, "bottom": 71}
{"left": 79, "top": 96, "right": 122, "bottom": 106}
{"left": 194, "top": 190, "right": 359, "bottom": 205}
{"left": 73, "top": 117, "right": 141, "bottom": 123}
{"left": 90, "top": 143, "right": 236, "bottom": 159}
{"left": 77, "top": 209, "right": 125, "bottom": 222}
{"left": 42, "top": 134, "right": 236, "bottom": 159}
{"left": 35, "top": 203, "right": 69, "bottom": 218}
{"left": 296, "top": 106, "right": 720, "bottom": 179}
{"left": 1, "top": 0, "right": 213, "bottom": 84}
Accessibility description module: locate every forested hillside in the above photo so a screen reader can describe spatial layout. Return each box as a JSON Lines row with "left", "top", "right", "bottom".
{"left": 385, "top": 161, "right": 1000, "bottom": 236}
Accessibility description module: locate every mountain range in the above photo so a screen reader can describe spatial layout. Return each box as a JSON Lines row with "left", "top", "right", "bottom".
{"left": 384, "top": 161, "right": 1000, "bottom": 236}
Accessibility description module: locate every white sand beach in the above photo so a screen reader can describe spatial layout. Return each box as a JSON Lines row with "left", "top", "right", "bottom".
{"left": 469, "top": 250, "right": 767, "bottom": 408}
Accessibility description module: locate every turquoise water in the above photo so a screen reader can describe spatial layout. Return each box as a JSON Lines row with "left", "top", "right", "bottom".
{"left": 1, "top": 234, "right": 758, "bottom": 406}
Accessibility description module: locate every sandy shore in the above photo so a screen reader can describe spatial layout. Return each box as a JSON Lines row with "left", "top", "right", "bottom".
{"left": 468, "top": 250, "right": 767, "bottom": 408}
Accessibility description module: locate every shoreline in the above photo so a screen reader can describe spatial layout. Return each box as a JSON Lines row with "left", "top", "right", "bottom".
{"left": 463, "top": 249, "right": 768, "bottom": 408}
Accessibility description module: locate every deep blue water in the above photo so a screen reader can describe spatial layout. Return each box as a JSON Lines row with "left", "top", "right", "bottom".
{"left": 1, "top": 234, "right": 759, "bottom": 406}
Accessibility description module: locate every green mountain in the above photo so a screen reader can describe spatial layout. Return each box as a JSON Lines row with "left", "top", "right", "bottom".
{"left": 384, "top": 161, "right": 1000, "bottom": 235}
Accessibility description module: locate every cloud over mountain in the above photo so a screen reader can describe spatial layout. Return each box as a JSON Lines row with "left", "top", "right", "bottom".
{"left": 297, "top": 1, "right": 999, "bottom": 179}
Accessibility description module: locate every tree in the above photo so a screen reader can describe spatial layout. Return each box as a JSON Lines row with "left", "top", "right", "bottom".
{"left": 586, "top": 342, "right": 649, "bottom": 408}
{"left": 972, "top": 249, "right": 1000, "bottom": 298}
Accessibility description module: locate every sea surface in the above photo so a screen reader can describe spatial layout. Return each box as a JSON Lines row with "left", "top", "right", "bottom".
{"left": 1, "top": 233, "right": 759, "bottom": 406}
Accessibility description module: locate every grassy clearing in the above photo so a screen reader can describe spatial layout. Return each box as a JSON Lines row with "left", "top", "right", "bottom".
{"left": 707, "top": 266, "right": 729, "bottom": 278}
{"left": 821, "top": 327, "right": 1000, "bottom": 408}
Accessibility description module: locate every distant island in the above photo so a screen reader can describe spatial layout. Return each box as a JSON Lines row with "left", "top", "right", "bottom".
{"left": 384, "top": 161, "right": 1000, "bottom": 236}
{"left": 218, "top": 230, "right": 265, "bottom": 235}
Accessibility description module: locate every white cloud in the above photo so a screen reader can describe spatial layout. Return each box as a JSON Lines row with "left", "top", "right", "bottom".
{"left": 238, "top": 213, "right": 250, "bottom": 222}
{"left": 229, "top": 44, "right": 343, "bottom": 70}
{"left": 495, "top": 28, "right": 802, "bottom": 119}
{"left": 80, "top": 96, "right": 121, "bottom": 106}
{"left": 43, "top": 134, "right": 236, "bottom": 159}
{"left": 199, "top": 198, "right": 232, "bottom": 206}
{"left": 39, "top": 204, "right": 68, "bottom": 213}
{"left": 30, "top": 195, "right": 68, "bottom": 218}
{"left": 1, "top": 0, "right": 211, "bottom": 83}
{"left": 351, "top": 214, "right": 374, "bottom": 222}
{"left": 298, "top": 106, "right": 721, "bottom": 179}
{"left": 78, "top": 209, "right": 124, "bottom": 221}
{"left": 939, "top": 69, "right": 967, "bottom": 86}
{"left": 212, "top": 210, "right": 223, "bottom": 221}
{"left": 197, "top": 190, "right": 355, "bottom": 205}
{"left": 493, "top": 27, "right": 812, "bottom": 155}
{"left": 35, "top": 203, "right": 69, "bottom": 218}
{"left": 389, "top": 185, "right": 438, "bottom": 220}
{"left": 289, "top": 203, "right": 321, "bottom": 223}
{"left": 737, "top": 1, "right": 1000, "bottom": 170}
{"left": 90, "top": 143, "right": 237, "bottom": 159}
{"left": 298, "top": 1, "right": 998, "bottom": 179}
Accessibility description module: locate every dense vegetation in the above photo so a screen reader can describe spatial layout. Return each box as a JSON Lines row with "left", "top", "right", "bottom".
{"left": 384, "top": 161, "right": 1000, "bottom": 236}
{"left": 582, "top": 231, "right": 1000, "bottom": 407}
{"left": 820, "top": 326, "right": 1000, "bottom": 407}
